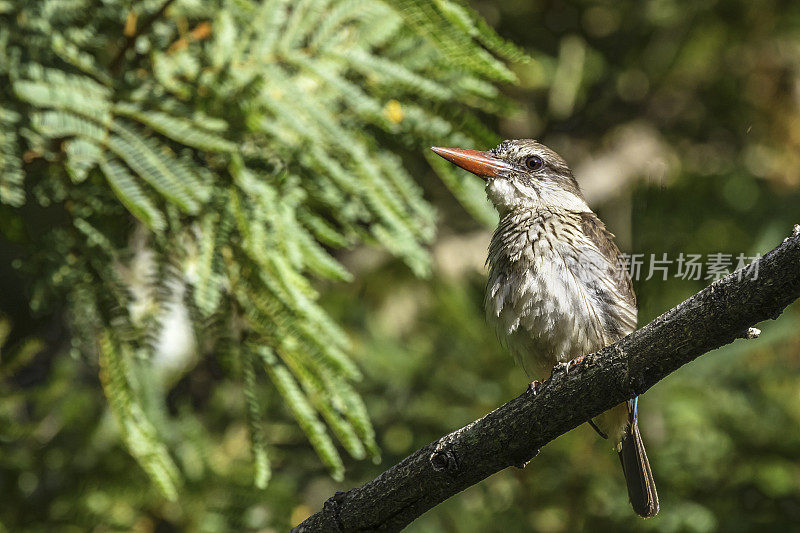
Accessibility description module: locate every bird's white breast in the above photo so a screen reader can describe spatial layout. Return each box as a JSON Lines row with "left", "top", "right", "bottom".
{"left": 485, "top": 211, "right": 620, "bottom": 379}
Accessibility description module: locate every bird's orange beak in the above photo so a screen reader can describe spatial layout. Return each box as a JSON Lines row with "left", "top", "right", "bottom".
{"left": 431, "top": 147, "right": 514, "bottom": 179}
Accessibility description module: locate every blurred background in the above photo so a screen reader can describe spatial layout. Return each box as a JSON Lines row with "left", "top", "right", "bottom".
{"left": 1, "top": 0, "right": 800, "bottom": 531}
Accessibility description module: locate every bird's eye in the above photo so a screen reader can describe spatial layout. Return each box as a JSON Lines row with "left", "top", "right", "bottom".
{"left": 525, "top": 155, "right": 544, "bottom": 171}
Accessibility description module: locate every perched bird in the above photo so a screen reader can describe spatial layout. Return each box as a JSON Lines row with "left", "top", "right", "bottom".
{"left": 431, "top": 139, "right": 659, "bottom": 518}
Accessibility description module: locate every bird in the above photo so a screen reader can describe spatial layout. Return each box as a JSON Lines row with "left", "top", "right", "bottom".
{"left": 431, "top": 139, "right": 659, "bottom": 518}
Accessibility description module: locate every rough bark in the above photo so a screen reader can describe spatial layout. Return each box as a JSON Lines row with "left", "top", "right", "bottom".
{"left": 294, "top": 226, "right": 800, "bottom": 532}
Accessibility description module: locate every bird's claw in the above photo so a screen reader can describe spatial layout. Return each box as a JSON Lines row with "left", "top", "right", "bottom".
{"left": 527, "top": 380, "right": 542, "bottom": 395}
{"left": 565, "top": 355, "right": 586, "bottom": 374}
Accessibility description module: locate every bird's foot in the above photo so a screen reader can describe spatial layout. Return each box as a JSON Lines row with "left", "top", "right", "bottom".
{"left": 527, "top": 380, "right": 542, "bottom": 395}
{"left": 565, "top": 355, "right": 586, "bottom": 374}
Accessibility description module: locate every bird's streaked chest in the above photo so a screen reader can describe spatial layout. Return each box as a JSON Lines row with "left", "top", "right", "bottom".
{"left": 485, "top": 211, "right": 621, "bottom": 378}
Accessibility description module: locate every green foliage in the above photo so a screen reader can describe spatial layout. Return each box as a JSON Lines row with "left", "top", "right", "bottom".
{"left": 0, "top": 0, "right": 521, "bottom": 512}
{"left": 98, "top": 329, "right": 182, "bottom": 500}
{"left": 0, "top": 106, "right": 24, "bottom": 206}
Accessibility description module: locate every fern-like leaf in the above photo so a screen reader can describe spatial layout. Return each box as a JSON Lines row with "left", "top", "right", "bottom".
{"left": 97, "top": 330, "right": 181, "bottom": 500}
{"left": 240, "top": 345, "right": 272, "bottom": 489}
{"left": 0, "top": 106, "right": 24, "bottom": 206}
{"left": 98, "top": 156, "right": 167, "bottom": 232}
{"left": 256, "top": 346, "right": 345, "bottom": 481}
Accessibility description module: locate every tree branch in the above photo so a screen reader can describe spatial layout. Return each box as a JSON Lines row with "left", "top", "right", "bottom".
{"left": 294, "top": 226, "right": 800, "bottom": 532}
{"left": 110, "top": 0, "right": 177, "bottom": 75}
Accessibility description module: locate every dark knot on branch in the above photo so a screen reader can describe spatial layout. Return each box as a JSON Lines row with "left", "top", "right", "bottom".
{"left": 429, "top": 441, "right": 459, "bottom": 473}
{"left": 321, "top": 491, "right": 349, "bottom": 532}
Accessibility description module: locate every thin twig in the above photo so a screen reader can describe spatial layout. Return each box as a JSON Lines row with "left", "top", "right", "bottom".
{"left": 110, "top": 0, "right": 177, "bottom": 75}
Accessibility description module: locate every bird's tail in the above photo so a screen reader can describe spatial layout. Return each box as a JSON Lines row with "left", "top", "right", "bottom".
{"left": 618, "top": 399, "right": 659, "bottom": 518}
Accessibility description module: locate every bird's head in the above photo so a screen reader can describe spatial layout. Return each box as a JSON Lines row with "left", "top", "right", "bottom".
{"left": 431, "top": 139, "right": 589, "bottom": 216}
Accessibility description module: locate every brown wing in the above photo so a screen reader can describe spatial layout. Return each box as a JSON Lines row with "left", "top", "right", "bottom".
{"left": 579, "top": 211, "right": 637, "bottom": 319}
